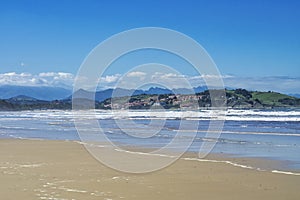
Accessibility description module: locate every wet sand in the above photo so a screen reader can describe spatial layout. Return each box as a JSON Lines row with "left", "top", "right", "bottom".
{"left": 0, "top": 139, "right": 299, "bottom": 200}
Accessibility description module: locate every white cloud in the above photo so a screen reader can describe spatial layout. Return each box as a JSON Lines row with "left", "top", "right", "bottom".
{"left": 0, "top": 72, "right": 74, "bottom": 89}
{"left": 153, "top": 72, "right": 182, "bottom": 79}
{"left": 188, "top": 74, "right": 233, "bottom": 81}
{"left": 39, "top": 72, "right": 56, "bottom": 77}
{"left": 100, "top": 74, "right": 122, "bottom": 83}
{"left": 126, "top": 71, "right": 146, "bottom": 77}
{"left": 39, "top": 72, "right": 74, "bottom": 80}
{"left": 0, "top": 72, "right": 299, "bottom": 94}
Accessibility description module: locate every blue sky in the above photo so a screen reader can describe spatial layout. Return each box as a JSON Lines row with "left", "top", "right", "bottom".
{"left": 0, "top": 0, "right": 299, "bottom": 93}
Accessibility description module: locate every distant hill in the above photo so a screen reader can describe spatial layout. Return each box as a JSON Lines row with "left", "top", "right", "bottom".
{"left": 71, "top": 86, "right": 208, "bottom": 102}
{"left": 0, "top": 95, "right": 71, "bottom": 111}
{"left": 0, "top": 85, "right": 71, "bottom": 100}
{"left": 7, "top": 95, "right": 47, "bottom": 105}
{"left": 289, "top": 93, "right": 300, "bottom": 98}
{"left": 101, "top": 89, "right": 300, "bottom": 109}
{"left": 71, "top": 88, "right": 144, "bottom": 102}
{"left": 225, "top": 89, "right": 300, "bottom": 108}
{"left": 0, "top": 99, "right": 15, "bottom": 110}
{"left": 1, "top": 88, "right": 299, "bottom": 111}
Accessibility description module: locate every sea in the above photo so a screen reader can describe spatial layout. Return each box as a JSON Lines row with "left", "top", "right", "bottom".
{"left": 0, "top": 109, "right": 299, "bottom": 174}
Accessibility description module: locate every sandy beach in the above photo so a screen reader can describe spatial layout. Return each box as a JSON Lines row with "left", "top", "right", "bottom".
{"left": 0, "top": 139, "right": 299, "bottom": 200}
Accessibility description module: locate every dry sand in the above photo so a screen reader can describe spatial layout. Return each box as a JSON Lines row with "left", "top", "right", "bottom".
{"left": 0, "top": 139, "right": 299, "bottom": 200}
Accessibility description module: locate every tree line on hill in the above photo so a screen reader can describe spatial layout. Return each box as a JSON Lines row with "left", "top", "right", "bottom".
{"left": 0, "top": 89, "right": 300, "bottom": 111}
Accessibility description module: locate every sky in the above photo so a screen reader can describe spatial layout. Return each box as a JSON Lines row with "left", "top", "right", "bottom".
{"left": 0, "top": 0, "right": 299, "bottom": 93}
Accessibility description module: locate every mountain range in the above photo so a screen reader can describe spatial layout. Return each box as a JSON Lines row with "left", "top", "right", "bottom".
{"left": 0, "top": 85, "right": 71, "bottom": 101}
{"left": 0, "top": 85, "right": 208, "bottom": 102}
{"left": 0, "top": 85, "right": 299, "bottom": 103}
{"left": 1, "top": 88, "right": 300, "bottom": 111}
{"left": 71, "top": 86, "right": 208, "bottom": 102}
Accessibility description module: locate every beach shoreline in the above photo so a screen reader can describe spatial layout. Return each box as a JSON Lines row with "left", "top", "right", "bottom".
{"left": 1, "top": 138, "right": 299, "bottom": 200}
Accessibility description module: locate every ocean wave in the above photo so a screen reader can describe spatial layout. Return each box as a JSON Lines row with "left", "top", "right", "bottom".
{"left": 70, "top": 142, "right": 300, "bottom": 176}
{"left": 182, "top": 157, "right": 300, "bottom": 176}
{"left": 271, "top": 170, "right": 300, "bottom": 176}
{"left": 1, "top": 109, "right": 300, "bottom": 122}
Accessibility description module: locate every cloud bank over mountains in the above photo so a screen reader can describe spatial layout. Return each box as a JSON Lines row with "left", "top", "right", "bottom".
{"left": 0, "top": 72, "right": 299, "bottom": 94}
{"left": 0, "top": 72, "right": 74, "bottom": 89}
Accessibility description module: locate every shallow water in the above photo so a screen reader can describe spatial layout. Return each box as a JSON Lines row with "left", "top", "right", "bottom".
{"left": 0, "top": 109, "right": 299, "bottom": 170}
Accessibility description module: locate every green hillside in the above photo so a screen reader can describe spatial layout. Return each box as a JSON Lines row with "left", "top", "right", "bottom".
{"left": 225, "top": 89, "right": 300, "bottom": 108}
{"left": 251, "top": 91, "right": 299, "bottom": 107}
{"left": 1, "top": 88, "right": 300, "bottom": 110}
